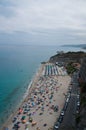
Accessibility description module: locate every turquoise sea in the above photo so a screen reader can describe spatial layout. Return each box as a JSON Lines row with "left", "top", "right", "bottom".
{"left": 0, "top": 44, "right": 85, "bottom": 127}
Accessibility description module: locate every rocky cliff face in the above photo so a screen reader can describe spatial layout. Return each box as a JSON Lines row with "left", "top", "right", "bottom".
{"left": 79, "top": 58, "right": 86, "bottom": 83}
{"left": 49, "top": 51, "right": 86, "bottom": 64}
{"left": 78, "top": 58, "right": 86, "bottom": 130}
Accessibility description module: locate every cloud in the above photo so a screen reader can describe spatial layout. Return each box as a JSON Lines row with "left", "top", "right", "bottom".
{"left": 0, "top": 28, "right": 86, "bottom": 45}
{"left": 0, "top": 0, "right": 13, "bottom": 6}
{"left": 0, "top": 6, "right": 15, "bottom": 18}
{"left": 0, "top": 0, "right": 86, "bottom": 45}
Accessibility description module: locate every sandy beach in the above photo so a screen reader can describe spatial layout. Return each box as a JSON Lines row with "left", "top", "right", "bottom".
{"left": 4, "top": 63, "right": 71, "bottom": 130}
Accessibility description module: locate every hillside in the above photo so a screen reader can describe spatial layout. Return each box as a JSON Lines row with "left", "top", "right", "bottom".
{"left": 49, "top": 51, "right": 86, "bottom": 130}
{"left": 49, "top": 51, "right": 86, "bottom": 63}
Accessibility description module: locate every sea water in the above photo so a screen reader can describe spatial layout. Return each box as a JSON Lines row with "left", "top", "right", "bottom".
{"left": 0, "top": 44, "right": 84, "bottom": 126}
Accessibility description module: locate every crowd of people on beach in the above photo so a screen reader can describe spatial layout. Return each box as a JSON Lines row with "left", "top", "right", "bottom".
{"left": 6, "top": 63, "right": 70, "bottom": 130}
{"left": 8, "top": 75, "right": 62, "bottom": 130}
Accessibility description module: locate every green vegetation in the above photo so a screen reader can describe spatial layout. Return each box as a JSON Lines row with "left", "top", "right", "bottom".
{"left": 80, "top": 83, "right": 86, "bottom": 93}
{"left": 50, "top": 51, "right": 86, "bottom": 63}
{"left": 66, "top": 62, "right": 77, "bottom": 74}
{"left": 76, "top": 115, "right": 81, "bottom": 124}
{"left": 81, "top": 96, "right": 86, "bottom": 107}
{"left": 80, "top": 83, "right": 86, "bottom": 107}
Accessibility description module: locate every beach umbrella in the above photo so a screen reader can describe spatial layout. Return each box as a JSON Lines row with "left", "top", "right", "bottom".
{"left": 19, "top": 109, "right": 23, "bottom": 114}
{"left": 36, "top": 127, "right": 40, "bottom": 130}
{"left": 26, "top": 122, "right": 29, "bottom": 125}
{"left": 32, "top": 102, "right": 35, "bottom": 106}
{"left": 22, "top": 119, "right": 26, "bottom": 123}
{"left": 29, "top": 117, "right": 33, "bottom": 122}
{"left": 32, "top": 121, "right": 37, "bottom": 126}
{"left": 21, "top": 116, "right": 26, "bottom": 120}
{"left": 25, "top": 128, "right": 29, "bottom": 130}
{"left": 43, "top": 123, "right": 47, "bottom": 127}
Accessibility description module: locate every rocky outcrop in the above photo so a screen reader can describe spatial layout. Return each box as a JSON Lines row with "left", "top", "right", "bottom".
{"left": 49, "top": 51, "right": 86, "bottom": 64}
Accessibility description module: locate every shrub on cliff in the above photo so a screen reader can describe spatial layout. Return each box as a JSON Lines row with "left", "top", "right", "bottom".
{"left": 66, "top": 62, "right": 77, "bottom": 74}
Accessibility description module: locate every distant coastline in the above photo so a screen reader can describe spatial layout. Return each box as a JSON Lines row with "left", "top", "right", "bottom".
{"left": 62, "top": 44, "right": 86, "bottom": 50}
{"left": 83, "top": 47, "right": 86, "bottom": 50}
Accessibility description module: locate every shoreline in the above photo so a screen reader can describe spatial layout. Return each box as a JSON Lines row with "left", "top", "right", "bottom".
{"left": 2, "top": 63, "right": 45, "bottom": 129}
{"left": 3, "top": 62, "right": 71, "bottom": 130}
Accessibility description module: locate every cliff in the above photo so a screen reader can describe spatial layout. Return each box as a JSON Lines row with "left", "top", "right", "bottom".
{"left": 50, "top": 51, "right": 86, "bottom": 130}
{"left": 49, "top": 51, "right": 86, "bottom": 64}
{"left": 78, "top": 58, "right": 86, "bottom": 130}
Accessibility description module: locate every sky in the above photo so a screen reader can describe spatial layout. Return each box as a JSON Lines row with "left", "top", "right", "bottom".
{"left": 0, "top": 0, "right": 86, "bottom": 45}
